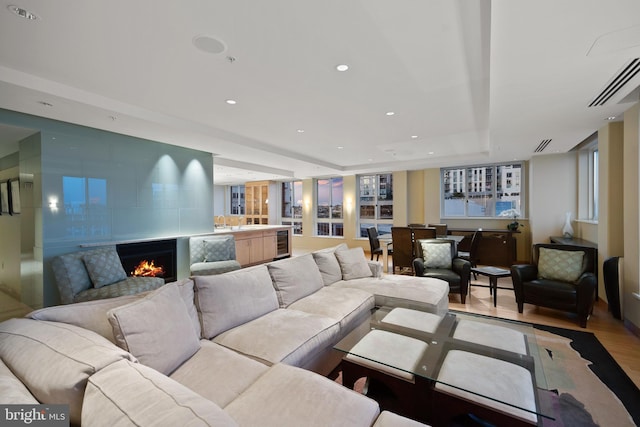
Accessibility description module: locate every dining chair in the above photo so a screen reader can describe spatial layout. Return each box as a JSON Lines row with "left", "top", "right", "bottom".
{"left": 391, "top": 226, "right": 414, "bottom": 275}
{"left": 458, "top": 230, "right": 482, "bottom": 277}
{"left": 412, "top": 226, "right": 437, "bottom": 242}
{"left": 366, "top": 227, "right": 393, "bottom": 261}
{"left": 428, "top": 223, "right": 448, "bottom": 237}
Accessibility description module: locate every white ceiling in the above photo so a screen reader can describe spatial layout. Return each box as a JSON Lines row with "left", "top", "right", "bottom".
{"left": 0, "top": 0, "right": 639, "bottom": 184}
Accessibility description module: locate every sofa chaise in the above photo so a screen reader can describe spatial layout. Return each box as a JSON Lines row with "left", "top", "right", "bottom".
{"left": 1, "top": 244, "right": 449, "bottom": 426}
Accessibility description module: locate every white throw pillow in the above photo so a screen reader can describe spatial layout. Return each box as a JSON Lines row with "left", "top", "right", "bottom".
{"left": 334, "top": 248, "right": 373, "bottom": 280}
{"left": 108, "top": 283, "right": 201, "bottom": 375}
{"left": 421, "top": 242, "right": 452, "bottom": 269}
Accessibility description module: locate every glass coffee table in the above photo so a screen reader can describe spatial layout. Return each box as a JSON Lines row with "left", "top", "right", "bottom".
{"left": 334, "top": 306, "right": 552, "bottom": 426}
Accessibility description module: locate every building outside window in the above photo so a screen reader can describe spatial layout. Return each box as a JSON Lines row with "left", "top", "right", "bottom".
{"left": 281, "top": 181, "right": 303, "bottom": 235}
{"left": 316, "top": 177, "right": 343, "bottom": 236}
{"left": 442, "top": 163, "right": 523, "bottom": 217}
{"left": 230, "top": 185, "right": 245, "bottom": 215}
{"left": 358, "top": 173, "right": 393, "bottom": 237}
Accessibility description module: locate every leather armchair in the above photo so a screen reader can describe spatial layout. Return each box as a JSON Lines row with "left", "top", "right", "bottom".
{"left": 413, "top": 238, "right": 471, "bottom": 303}
{"left": 511, "top": 243, "right": 597, "bottom": 327}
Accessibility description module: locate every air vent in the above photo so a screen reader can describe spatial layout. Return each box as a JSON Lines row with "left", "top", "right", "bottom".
{"left": 534, "top": 139, "right": 552, "bottom": 153}
{"left": 589, "top": 58, "right": 640, "bottom": 107}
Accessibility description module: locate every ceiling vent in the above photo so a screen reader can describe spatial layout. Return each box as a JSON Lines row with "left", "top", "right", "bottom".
{"left": 589, "top": 58, "right": 640, "bottom": 107}
{"left": 534, "top": 139, "right": 552, "bottom": 153}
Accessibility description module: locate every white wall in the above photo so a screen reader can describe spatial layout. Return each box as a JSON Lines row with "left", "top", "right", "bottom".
{"left": 529, "top": 153, "right": 577, "bottom": 245}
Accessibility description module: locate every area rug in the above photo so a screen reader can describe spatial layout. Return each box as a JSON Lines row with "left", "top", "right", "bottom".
{"left": 335, "top": 313, "right": 639, "bottom": 427}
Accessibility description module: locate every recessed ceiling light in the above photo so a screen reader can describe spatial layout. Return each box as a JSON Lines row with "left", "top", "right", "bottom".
{"left": 385, "top": 111, "right": 395, "bottom": 116}
{"left": 368, "top": 158, "right": 373, "bottom": 162}
{"left": 336, "top": 64, "right": 349, "bottom": 72}
{"left": 606, "top": 116, "right": 616, "bottom": 120}
{"left": 8, "top": 5, "right": 38, "bottom": 20}
{"left": 297, "top": 129, "right": 305, "bottom": 133}
{"left": 428, "top": 151, "right": 434, "bottom": 155}
{"left": 411, "top": 135, "right": 418, "bottom": 139}
{"left": 225, "top": 99, "right": 237, "bottom": 105}
{"left": 193, "top": 35, "right": 227, "bottom": 55}
{"left": 337, "top": 146, "right": 344, "bottom": 150}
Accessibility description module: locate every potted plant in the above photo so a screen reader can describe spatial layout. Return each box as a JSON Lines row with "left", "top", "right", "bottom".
{"left": 500, "top": 209, "right": 523, "bottom": 231}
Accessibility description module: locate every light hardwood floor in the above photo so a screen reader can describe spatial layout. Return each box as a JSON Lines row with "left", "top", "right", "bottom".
{"left": 439, "top": 272, "right": 640, "bottom": 389}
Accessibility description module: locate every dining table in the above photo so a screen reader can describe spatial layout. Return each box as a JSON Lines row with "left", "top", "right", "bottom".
{"left": 377, "top": 234, "right": 464, "bottom": 273}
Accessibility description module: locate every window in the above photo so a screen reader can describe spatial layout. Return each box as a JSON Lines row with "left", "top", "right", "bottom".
{"left": 357, "top": 174, "right": 393, "bottom": 237}
{"left": 281, "top": 181, "right": 303, "bottom": 235}
{"left": 442, "top": 163, "right": 523, "bottom": 218}
{"left": 315, "top": 177, "right": 343, "bottom": 236}
{"left": 230, "top": 185, "right": 245, "bottom": 215}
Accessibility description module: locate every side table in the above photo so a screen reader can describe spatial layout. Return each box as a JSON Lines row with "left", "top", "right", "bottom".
{"left": 470, "top": 266, "right": 512, "bottom": 307}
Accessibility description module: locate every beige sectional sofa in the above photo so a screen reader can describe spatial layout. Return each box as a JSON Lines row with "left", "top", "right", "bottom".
{"left": 0, "top": 245, "right": 448, "bottom": 426}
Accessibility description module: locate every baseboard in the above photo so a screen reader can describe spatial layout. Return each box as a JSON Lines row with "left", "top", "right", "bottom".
{"left": 624, "top": 318, "right": 640, "bottom": 338}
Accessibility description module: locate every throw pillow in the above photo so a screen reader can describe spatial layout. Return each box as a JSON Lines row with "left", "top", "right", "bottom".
{"left": 538, "top": 247, "right": 585, "bottom": 283}
{"left": 107, "top": 283, "right": 201, "bottom": 375}
{"left": 203, "top": 237, "right": 232, "bottom": 262}
{"left": 421, "top": 242, "right": 452, "bottom": 269}
{"left": 334, "top": 248, "right": 373, "bottom": 280}
{"left": 312, "top": 251, "right": 343, "bottom": 286}
{"left": 267, "top": 254, "right": 325, "bottom": 307}
{"left": 82, "top": 247, "right": 127, "bottom": 288}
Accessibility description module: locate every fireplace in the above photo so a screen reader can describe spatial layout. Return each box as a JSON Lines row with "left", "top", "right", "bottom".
{"left": 116, "top": 239, "right": 177, "bottom": 283}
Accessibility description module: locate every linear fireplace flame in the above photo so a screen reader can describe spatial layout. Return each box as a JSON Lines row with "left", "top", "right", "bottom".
{"left": 132, "top": 259, "right": 165, "bottom": 278}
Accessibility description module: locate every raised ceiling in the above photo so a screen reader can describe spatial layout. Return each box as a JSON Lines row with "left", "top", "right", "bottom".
{"left": 1, "top": 0, "right": 639, "bottom": 184}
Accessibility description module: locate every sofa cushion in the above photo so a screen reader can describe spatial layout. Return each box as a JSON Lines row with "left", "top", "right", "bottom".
{"left": 421, "top": 241, "right": 452, "bottom": 269}
{"left": 170, "top": 340, "right": 269, "bottom": 408}
{"left": 224, "top": 363, "right": 380, "bottom": 427}
{"left": 83, "top": 247, "right": 128, "bottom": 288}
{"left": 331, "top": 274, "right": 450, "bottom": 314}
{"left": 0, "top": 358, "right": 39, "bottom": 404}
{"left": 108, "top": 283, "right": 201, "bottom": 375}
{"left": 73, "top": 276, "right": 165, "bottom": 303}
{"left": 213, "top": 309, "right": 339, "bottom": 367}
{"left": 538, "top": 247, "right": 585, "bottom": 283}
{"left": 288, "top": 286, "right": 375, "bottom": 330}
{"left": 191, "top": 260, "right": 241, "bottom": 276}
{"left": 83, "top": 359, "right": 238, "bottom": 427}
{"left": 194, "top": 265, "right": 279, "bottom": 339}
{"left": 312, "top": 251, "right": 343, "bottom": 286}
{"left": 0, "top": 318, "right": 135, "bottom": 425}
{"left": 28, "top": 292, "right": 149, "bottom": 343}
{"left": 335, "top": 248, "right": 373, "bottom": 280}
{"left": 267, "top": 254, "right": 325, "bottom": 307}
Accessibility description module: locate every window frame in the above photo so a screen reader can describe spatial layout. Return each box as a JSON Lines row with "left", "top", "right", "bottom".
{"left": 314, "top": 176, "right": 344, "bottom": 237}
{"left": 280, "top": 180, "right": 303, "bottom": 235}
{"left": 357, "top": 173, "right": 394, "bottom": 238}
{"left": 229, "top": 184, "right": 245, "bottom": 216}
{"left": 440, "top": 162, "right": 525, "bottom": 218}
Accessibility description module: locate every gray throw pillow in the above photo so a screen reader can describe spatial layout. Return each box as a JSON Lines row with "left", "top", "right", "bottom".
{"left": 83, "top": 248, "right": 127, "bottom": 288}
{"left": 107, "top": 283, "right": 201, "bottom": 375}
{"left": 334, "top": 248, "right": 373, "bottom": 280}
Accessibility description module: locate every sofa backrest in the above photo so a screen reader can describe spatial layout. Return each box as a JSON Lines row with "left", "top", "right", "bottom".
{"left": 0, "top": 318, "right": 136, "bottom": 425}
{"left": 266, "top": 254, "right": 325, "bottom": 307}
